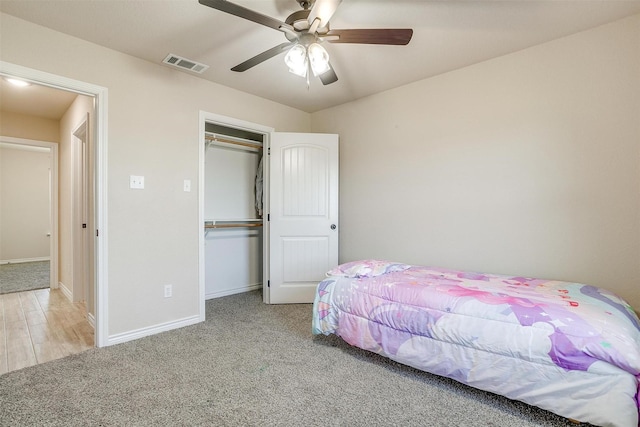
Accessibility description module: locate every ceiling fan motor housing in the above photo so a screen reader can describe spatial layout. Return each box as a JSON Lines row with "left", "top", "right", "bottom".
{"left": 297, "top": 0, "right": 314, "bottom": 10}
{"left": 285, "top": 8, "right": 330, "bottom": 42}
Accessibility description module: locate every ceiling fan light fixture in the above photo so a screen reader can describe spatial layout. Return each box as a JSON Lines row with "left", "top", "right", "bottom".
{"left": 308, "top": 43, "right": 330, "bottom": 76}
{"left": 284, "top": 44, "right": 308, "bottom": 77}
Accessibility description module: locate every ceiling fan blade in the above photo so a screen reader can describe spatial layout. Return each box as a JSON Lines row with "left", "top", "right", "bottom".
{"left": 231, "top": 42, "right": 295, "bottom": 72}
{"left": 308, "top": 0, "right": 342, "bottom": 29}
{"left": 326, "top": 29, "right": 413, "bottom": 45}
{"left": 318, "top": 63, "right": 338, "bottom": 85}
{"left": 198, "top": 0, "right": 295, "bottom": 34}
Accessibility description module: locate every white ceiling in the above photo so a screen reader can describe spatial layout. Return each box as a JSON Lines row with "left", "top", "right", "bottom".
{"left": 1, "top": 0, "right": 640, "bottom": 115}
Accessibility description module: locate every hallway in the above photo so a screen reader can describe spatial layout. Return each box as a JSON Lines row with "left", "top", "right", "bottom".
{"left": 0, "top": 288, "right": 94, "bottom": 374}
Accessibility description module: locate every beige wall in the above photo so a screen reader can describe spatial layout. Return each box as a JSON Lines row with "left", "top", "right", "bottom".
{"left": 1, "top": 12, "right": 311, "bottom": 337}
{"left": 0, "top": 144, "right": 51, "bottom": 261}
{"left": 0, "top": 112, "right": 59, "bottom": 267}
{"left": 312, "top": 14, "right": 640, "bottom": 310}
{"left": 4, "top": 9, "right": 637, "bottom": 340}
{"left": 0, "top": 111, "right": 59, "bottom": 142}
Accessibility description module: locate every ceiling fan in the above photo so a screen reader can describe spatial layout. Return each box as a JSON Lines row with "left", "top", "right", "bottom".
{"left": 198, "top": 0, "right": 413, "bottom": 85}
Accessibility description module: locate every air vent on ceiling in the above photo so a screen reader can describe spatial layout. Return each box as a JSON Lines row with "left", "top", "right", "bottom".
{"left": 162, "top": 54, "right": 209, "bottom": 74}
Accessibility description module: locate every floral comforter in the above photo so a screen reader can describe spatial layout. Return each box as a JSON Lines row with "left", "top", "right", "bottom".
{"left": 312, "top": 260, "right": 640, "bottom": 427}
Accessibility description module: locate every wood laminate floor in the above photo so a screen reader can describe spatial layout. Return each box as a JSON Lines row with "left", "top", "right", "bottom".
{"left": 0, "top": 288, "right": 94, "bottom": 375}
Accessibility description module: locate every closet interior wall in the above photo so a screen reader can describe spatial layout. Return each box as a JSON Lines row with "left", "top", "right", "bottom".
{"left": 204, "top": 123, "right": 263, "bottom": 299}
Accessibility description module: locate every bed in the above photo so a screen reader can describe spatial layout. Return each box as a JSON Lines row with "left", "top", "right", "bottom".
{"left": 312, "top": 260, "right": 640, "bottom": 427}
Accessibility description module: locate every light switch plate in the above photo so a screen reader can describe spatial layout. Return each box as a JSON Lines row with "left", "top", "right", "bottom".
{"left": 183, "top": 179, "right": 191, "bottom": 192}
{"left": 130, "top": 175, "right": 144, "bottom": 189}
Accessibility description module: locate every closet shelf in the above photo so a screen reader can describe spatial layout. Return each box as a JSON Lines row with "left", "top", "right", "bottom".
{"left": 204, "top": 219, "right": 263, "bottom": 229}
{"left": 205, "top": 223, "right": 263, "bottom": 229}
{"left": 205, "top": 133, "right": 263, "bottom": 151}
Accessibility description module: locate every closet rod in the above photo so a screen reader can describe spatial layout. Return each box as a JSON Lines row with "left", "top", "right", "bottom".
{"left": 205, "top": 134, "right": 263, "bottom": 150}
{"left": 204, "top": 223, "right": 263, "bottom": 229}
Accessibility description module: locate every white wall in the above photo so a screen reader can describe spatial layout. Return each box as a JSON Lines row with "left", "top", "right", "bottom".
{"left": 0, "top": 143, "right": 51, "bottom": 262}
{"left": 0, "top": 12, "right": 311, "bottom": 339}
{"left": 312, "top": 14, "right": 640, "bottom": 311}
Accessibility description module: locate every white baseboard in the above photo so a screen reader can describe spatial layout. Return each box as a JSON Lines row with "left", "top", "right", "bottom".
{"left": 205, "top": 283, "right": 262, "bottom": 300}
{"left": 0, "top": 257, "right": 50, "bottom": 265}
{"left": 107, "top": 315, "right": 201, "bottom": 346}
{"left": 58, "top": 281, "right": 73, "bottom": 301}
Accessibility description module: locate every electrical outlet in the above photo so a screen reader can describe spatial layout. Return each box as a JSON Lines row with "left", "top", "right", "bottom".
{"left": 164, "top": 284, "right": 172, "bottom": 298}
{"left": 130, "top": 175, "right": 145, "bottom": 189}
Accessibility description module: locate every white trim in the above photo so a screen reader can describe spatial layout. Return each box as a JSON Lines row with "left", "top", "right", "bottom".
{"left": 0, "top": 61, "right": 109, "bottom": 347}
{"left": 0, "top": 63, "right": 99, "bottom": 96}
{"left": 263, "top": 133, "right": 271, "bottom": 304}
{"left": 198, "top": 111, "right": 274, "bottom": 320}
{"left": 71, "top": 116, "right": 89, "bottom": 304}
{"left": 0, "top": 142, "right": 49, "bottom": 152}
{"left": 0, "top": 257, "right": 50, "bottom": 265}
{"left": 0, "top": 136, "right": 59, "bottom": 290}
{"left": 59, "top": 281, "right": 73, "bottom": 302}
{"left": 205, "top": 283, "right": 262, "bottom": 300}
{"left": 107, "top": 315, "right": 201, "bottom": 346}
{"left": 198, "top": 112, "right": 206, "bottom": 322}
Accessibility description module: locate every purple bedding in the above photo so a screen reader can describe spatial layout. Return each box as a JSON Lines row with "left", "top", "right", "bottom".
{"left": 312, "top": 260, "right": 640, "bottom": 427}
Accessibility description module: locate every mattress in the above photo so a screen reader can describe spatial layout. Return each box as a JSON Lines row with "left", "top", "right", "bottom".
{"left": 312, "top": 260, "right": 640, "bottom": 427}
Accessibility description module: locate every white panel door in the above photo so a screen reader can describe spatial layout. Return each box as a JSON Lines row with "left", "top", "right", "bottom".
{"left": 267, "top": 132, "right": 338, "bottom": 303}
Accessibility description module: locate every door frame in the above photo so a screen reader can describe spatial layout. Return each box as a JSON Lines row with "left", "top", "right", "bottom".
{"left": 72, "top": 115, "right": 90, "bottom": 304}
{"left": 198, "top": 111, "right": 273, "bottom": 317}
{"left": 0, "top": 61, "right": 109, "bottom": 347}
{"left": 0, "top": 137, "right": 58, "bottom": 289}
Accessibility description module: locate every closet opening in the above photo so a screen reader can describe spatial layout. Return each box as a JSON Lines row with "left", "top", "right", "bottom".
{"left": 203, "top": 121, "right": 266, "bottom": 300}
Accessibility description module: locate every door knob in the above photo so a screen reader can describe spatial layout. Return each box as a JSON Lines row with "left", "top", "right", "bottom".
{"left": 331, "top": 224, "right": 337, "bottom": 230}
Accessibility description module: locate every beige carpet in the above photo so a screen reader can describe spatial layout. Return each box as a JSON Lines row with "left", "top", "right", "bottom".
{"left": 0, "top": 290, "right": 578, "bottom": 426}
{"left": 0, "top": 261, "right": 49, "bottom": 294}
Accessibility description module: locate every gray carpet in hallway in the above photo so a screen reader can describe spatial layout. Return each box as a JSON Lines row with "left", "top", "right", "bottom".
{"left": 0, "top": 290, "right": 580, "bottom": 426}
{"left": 0, "top": 261, "right": 49, "bottom": 294}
